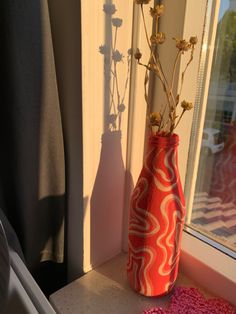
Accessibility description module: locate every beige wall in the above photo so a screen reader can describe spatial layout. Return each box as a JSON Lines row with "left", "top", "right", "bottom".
{"left": 81, "top": 0, "right": 134, "bottom": 272}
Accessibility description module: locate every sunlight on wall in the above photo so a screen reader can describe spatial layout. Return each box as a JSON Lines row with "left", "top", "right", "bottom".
{"left": 81, "top": 0, "right": 134, "bottom": 272}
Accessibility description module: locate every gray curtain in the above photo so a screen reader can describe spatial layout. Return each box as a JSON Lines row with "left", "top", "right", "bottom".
{"left": 0, "top": 0, "right": 65, "bottom": 271}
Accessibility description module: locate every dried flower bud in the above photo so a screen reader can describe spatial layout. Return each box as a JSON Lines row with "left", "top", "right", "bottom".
{"left": 112, "top": 18, "right": 123, "bottom": 28}
{"left": 150, "top": 112, "right": 161, "bottom": 126}
{"left": 150, "top": 35, "right": 157, "bottom": 45}
{"left": 156, "top": 32, "right": 166, "bottom": 44}
{"left": 150, "top": 4, "right": 164, "bottom": 18}
{"left": 176, "top": 94, "right": 180, "bottom": 104}
{"left": 150, "top": 7, "right": 156, "bottom": 18}
{"left": 135, "top": 0, "right": 151, "bottom": 4}
{"left": 156, "top": 4, "right": 164, "bottom": 16}
{"left": 150, "top": 32, "right": 166, "bottom": 45}
{"left": 181, "top": 100, "right": 193, "bottom": 111}
{"left": 190, "top": 36, "right": 198, "bottom": 45}
{"left": 134, "top": 49, "right": 142, "bottom": 60}
{"left": 173, "top": 38, "right": 191, "bottom": 52}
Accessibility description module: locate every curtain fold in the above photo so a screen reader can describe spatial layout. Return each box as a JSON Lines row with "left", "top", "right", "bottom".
{"left": 0, "top": 0, "right": 66, "bottom": 271}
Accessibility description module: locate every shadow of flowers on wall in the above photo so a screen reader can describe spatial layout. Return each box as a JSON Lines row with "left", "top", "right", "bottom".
{"left": 90, "top": 2, "right": 133, "bottom": 268}
{"left": 99, "top": 3, "right": 131, "bottom": 132}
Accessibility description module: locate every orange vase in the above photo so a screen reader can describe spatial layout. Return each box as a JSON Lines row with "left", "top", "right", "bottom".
{"left": 127, "top": 133, "right": 186, "bottom": 296}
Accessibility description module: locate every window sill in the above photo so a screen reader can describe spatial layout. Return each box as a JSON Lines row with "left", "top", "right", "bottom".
{"left": 180, "top": 231, "right": 236, "bottom": 306}
{"left": 50, "top": 253, "right": 216, "bottom": 314}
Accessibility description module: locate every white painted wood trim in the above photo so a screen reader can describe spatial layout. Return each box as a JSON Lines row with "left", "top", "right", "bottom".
{"left": 185, "top": 0, "right": 221, "bottom": 223}
{"left": 181, "top": 231, "right": 236, "bottom": 306}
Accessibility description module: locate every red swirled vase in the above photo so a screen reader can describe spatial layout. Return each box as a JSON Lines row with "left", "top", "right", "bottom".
{"left": 127, "top": 133, "right": 186, "bottom": 296}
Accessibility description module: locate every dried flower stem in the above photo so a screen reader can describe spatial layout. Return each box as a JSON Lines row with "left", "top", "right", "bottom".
{"left": 144, "top": 70, "right": 149, "bottom": 107}
{"left": 136, "top": 2, "right": 197, "bottom": 135}
{"left": 141, "top": 5, "right": 151, "bottom": 49}
{"left": 153, "top": 16, "right": 170, "bottom": 91}
{"left": 155, "top": 17, "right": 158, "bottom": 35}
{"left": 179, "top": 46, "right": 195, "bottom": 99}
{"left": 174, "top": 109, "right": 185, "bottom": 130}
{"left": 163, "top": 118, "right": 171, "bottom": 132}
{"left": 159, "top": 104, "right": 167, "bottom": 131}
{"left": 141, "top": 5, "right": 166, "bottom": 89}
{"left": 171, "top": 50, "right": 181, "bottom": 92}
{"left": 141, "top": 4, "right": 177, "bottom": 118}
{"left": 168, "top": 48, "right": 194, "bottom": 132}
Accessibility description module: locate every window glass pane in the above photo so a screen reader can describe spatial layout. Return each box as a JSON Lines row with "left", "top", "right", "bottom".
{"left": 189, "top": 0, "right": 236, "bottom": 253}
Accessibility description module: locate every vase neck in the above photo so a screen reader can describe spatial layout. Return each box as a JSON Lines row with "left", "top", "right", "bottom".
{"left": 148, "top": 133, "right": 179, "bottom": 149}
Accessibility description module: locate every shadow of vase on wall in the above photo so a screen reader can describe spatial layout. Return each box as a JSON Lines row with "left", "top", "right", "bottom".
{"left": 90, "top": 130, "right": 126, "bottom": 268}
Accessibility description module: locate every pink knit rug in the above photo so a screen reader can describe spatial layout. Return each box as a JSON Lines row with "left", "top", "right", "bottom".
{"left": 142, "top": 287, "right": 236, "bottom": 314}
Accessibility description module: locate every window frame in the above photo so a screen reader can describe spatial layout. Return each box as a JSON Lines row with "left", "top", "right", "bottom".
{"left": 184, "top": 0, "right": 236, "bottom": 258}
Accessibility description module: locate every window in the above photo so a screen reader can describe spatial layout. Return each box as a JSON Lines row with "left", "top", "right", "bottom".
{"left": 185, "top": 0, "right": 236, "bottom": 257}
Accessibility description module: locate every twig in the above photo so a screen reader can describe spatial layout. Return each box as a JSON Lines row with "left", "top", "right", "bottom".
{"left": 174, "top": 109, "right": 185, "bottom": 130}
{"left": 171, "top": 50, "right": 181, "bottom": 92}
{"left": 140, "top": 5, "right": 167, "bottom": 91}
{"left": 179, "top": 46, "right": 195, "bottom": 98}
{"left": 136, "top": 2, "right": 196, "bottom": 135}
{"left": 141, "top": 4, "right": 151, "bottom": 50}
